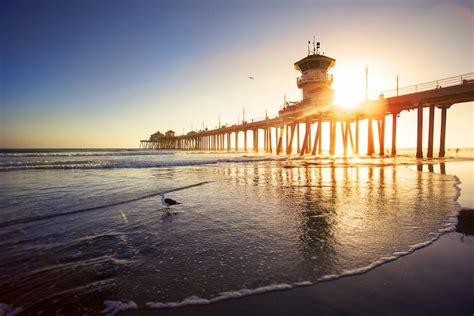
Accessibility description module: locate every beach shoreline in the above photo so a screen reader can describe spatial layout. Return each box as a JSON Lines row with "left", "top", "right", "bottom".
{"left": 1, "top": 155, "right": 472, "bottom": 315}
{"left": 123, "top": 160, "right": 474, "bottom": 315}
{"left": 124, "top": 229, "right": 474, "bottom": 316}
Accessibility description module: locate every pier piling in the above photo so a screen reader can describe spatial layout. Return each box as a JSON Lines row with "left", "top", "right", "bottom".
{"left": 439, "top": 107, "right": 447, "bottom": 158}
{"left": 416, "top": 103, "right": 423, "bottom": 158}
{"left": 427, "top": 105, "right": 435, "bottom": 158}
{"left": 391, "top": 114, "right": 397, "bottom": 156}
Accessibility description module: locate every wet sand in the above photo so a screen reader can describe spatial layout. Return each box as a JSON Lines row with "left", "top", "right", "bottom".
{"left": 125, "top": 229, "right": 473, "bottom": 316}
{"left": 125, "top": 161, "right": 474, "bottom": 315}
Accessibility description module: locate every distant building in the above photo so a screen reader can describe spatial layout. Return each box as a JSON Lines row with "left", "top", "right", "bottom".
{"left": 165, "top": 130, "right": 175, "bottom": 137}
{"left": 149, "top": 131, "right": 164, "bottom": 142}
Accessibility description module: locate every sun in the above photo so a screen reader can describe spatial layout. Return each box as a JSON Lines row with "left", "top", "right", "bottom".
{"left": 331, "top": 68, "right": 366, "bottom": 109}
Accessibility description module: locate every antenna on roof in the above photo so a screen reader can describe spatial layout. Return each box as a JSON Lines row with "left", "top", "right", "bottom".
{"left": 312, "top": 36, "right": 316, "bottom": 55}
{"left": 307, "top": 40, "right": 311, "bottom": 56}
{"left": 317, "top": 42, "right": 320, "bottom": 54}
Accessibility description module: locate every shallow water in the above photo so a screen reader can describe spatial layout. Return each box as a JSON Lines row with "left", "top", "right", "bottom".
{"left": 0, "top": 149, "right": 465, "bottom": 314}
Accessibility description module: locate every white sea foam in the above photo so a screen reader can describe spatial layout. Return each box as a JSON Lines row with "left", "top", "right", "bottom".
{"left": 102, "top": 300, "right": 137, "bottom": 315}
{"left": 146, "top": 283, "right": 298, "bottom": 309}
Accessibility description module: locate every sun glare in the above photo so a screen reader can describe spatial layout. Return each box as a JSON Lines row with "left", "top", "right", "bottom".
{"left": 333, "top": 80, "right": 365, "bottom": 109}
{"left": 332, "top": 68, "right": 366, "bottom": 109}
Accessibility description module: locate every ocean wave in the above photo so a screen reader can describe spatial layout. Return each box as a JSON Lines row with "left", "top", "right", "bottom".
{"left": 0, "top": 150, "right": 175, "bottom": 158}
{"left": 0, "top": 156, "right": 281, "bottom": 171}
{"left": 0, "top": 181, "right": 213, "bottom": 228}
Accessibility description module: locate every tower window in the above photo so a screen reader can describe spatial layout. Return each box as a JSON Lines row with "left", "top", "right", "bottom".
{"left": 308, "top": 60, "right": 322, "bottom": 69}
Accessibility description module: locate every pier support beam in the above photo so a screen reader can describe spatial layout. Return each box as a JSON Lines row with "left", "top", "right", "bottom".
{"left": 342, "top": 120, "right": 349, "bottom": 156}
{"left": 287, "top": 123, "right": 296, "bottom": 155}
{"left": 254, "top": 129, "right": 259, "bottom": 153}
{"left": 277, "top": 126, "right": 284, "bottom": 155}
{"left": 391, "top": 114, "right": 397, "bottom": 156}
{"left": 439, "top": 107, "right": 447, "bottom": 158}
{"left": 427, "top": 105, "right": 435, "bottom": 158}
{"left": 367, "top": 118, "right": 374, "bottom": 156}
{"left": 300, "top": 124, "right": 308, "bottom": 156}
{"left": 306, "top": 118, "right": 312, "bottom": 153}
{"left": 329, "top": 120, "right": 333, "bottom": 155}
{"left": 235, "top": 131, "right": 239, "bottom": 152}
{"left": 318, "top": 119, "right": 323, "bottom": 154}
{"left": 378, "top": 116, "right": 385, "bottom": 156}
{"left": 263, "top": 128, "right": 267, "bottom": 153}
{"left": 252, "top": 131, "right": 255, "bottom": 152}
{"left": 244, "top": 130, "right": 247, "bottom": 151}
{"left": 348, "top": 122, "right": 355, "bottom": 154}
{"left": 416, "top": 103, "right": 423, "bottom": 159}
{"left": 329, "top": 119, "right": 337, "bottom": 155}
{"left": 355, "top": 118, "right": 359, "bottom": 155}
{"left": 312, "top": 119, "right": 322, "bottom": 155}
{"left": 296, "top": 123, "right": 300, "bottom": 154}
{"left": 268, "top": 127, "right": 272, "bottom": 153}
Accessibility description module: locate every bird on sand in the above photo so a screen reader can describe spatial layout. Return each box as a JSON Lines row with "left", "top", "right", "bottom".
{"left": 160, "top": 194, "right": 181, "bottom": 214}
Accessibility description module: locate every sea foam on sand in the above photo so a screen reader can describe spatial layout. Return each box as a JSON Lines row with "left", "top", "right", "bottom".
{"left": 144, "top": 220, "right": 461, "bottom": 310}
{"left": 146, "top": 282, "right": 313, "bottom": 309}
{"left": 102, "top": 300, "right": 137, "bottom": 315}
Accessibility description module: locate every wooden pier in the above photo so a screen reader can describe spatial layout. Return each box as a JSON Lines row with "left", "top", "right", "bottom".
{"left": 140, "top": 50, "right": 473, "bottom": 158}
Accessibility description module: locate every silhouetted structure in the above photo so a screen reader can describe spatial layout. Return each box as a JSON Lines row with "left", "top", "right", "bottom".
{"left": 140, "top": 45, "right": 474, "bottom": 157}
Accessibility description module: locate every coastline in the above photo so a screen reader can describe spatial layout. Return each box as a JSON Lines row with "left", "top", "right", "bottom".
{"left": 1, "top": 154, "right": 472, "bottom": 315}
{"left": 125, "top": 230, "right": 473, "bottom": 316}
{"left": 124, "top": 160, "right": 474, "bottom": 315}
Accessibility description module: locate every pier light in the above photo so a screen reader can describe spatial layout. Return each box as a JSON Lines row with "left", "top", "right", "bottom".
{"left": 294, "top": 49, "right": 336, "bottom": 109}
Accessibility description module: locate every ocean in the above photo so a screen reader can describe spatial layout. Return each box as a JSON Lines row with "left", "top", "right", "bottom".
{"left": 0, "top": 149, "right": 469, "bottom": 314}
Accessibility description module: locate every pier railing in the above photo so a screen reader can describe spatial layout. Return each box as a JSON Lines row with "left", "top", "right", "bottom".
{"left": 375, "top": 73, "right": 474, "bottom": 99}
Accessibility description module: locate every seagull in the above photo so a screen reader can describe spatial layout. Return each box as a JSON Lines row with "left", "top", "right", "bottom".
{"left": 160, "top": 194, "right": 181, "bottom": 214}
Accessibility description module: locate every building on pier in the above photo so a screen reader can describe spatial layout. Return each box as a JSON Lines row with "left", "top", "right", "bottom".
{"left": 280, "top": 42, "right": 335, "bottom": 118}
{"left": 149, "top": 131, "right": 164, "bottom": 142}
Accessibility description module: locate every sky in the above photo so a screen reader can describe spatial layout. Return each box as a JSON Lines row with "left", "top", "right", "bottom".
{"left": 1, "top": 0, "right": 473, "bottom": 148}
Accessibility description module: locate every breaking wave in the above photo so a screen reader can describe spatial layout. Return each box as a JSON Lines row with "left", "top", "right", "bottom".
{"left": 0, "top": 156, "right": 282, "bottom": 171}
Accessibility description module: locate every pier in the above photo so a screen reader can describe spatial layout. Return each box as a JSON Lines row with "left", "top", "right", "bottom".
{"left": 141, "top": 46, "right": 474, "bottom": 158}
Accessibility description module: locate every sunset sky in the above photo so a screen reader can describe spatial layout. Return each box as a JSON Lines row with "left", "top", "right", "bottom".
{"left": 1, "top": 0, "right": 472, "bottom": 148}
